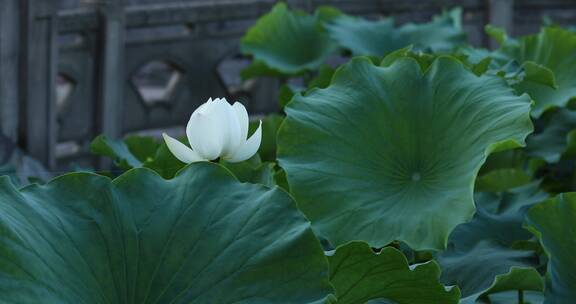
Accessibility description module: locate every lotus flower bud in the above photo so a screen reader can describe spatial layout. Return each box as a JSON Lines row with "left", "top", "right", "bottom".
{"left": 163, "top": 98, "right": 262, "bottom": 163}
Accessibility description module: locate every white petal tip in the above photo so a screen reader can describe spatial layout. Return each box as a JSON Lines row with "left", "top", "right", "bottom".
{"left": 163, "top": 133, "right": 206, "bottom": 164}
{"left": 225, "top": 121, "right": 262, "bottom": 163}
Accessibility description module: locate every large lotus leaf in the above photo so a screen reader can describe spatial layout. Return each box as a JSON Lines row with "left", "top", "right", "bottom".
{"left": 499, "top": 27, "right": 576, "bottom": 117}
{"left": 397, "top": 8, "right": 465, "bottom": 53}
{"left": 440, "top": 182, "right": 546, "bottom": 302}
{"left": 326, "top": 8, "right": 465, "bottom": 57}
{"left": 525, "top": 193, "right": 576, "bottom": 303}
{"left": 325, "top": 16, "right": 397, "bottom": 56}
{"left": 452, "top": 181, "right": 548, "bottom": 251}
{"left": 527, "top": 108, "right": 576, "bottom": 163}
{"left": 439, "top": 241, "right": 543, "bottom": 301}
{"left": 328, "top": 241, "right": 460, "bottom": 304}
{"left": 0, "top": 163, "right": 332, "bottom": 303}
{"left": 277, "top": 56, "right": 533, "bottom": 250}
{"left": 240, "top": 2, "right": 338, "bottom": 75}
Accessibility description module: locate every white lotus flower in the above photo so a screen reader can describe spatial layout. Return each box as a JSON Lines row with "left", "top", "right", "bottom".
{"left": 162, "top": 98, "right": 262, "bottom": 163}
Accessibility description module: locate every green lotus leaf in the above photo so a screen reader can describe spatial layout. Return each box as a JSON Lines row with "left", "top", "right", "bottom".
{"left": 91, "top": 135, "right": 158, "bottom": 170}
{"left": 380, "top": 46, "right": 461, "bottom": 71}
{"left": 453, "top": 181, "right": 548, "bottom": 251}
{"left": 143, "top": 142, "right": 187, "bottom": 179}
{"left": 439, "top": 181, "right": 546, "bottom": 302}
{"left": 458, "top": 44, "right": 559, "bottom": 90}
{"left": 498, "top": 27, "right": 576, "bottom": 117}
{"left": 249, "top": 114, "right": 284, "bottom": 162}
{"left": 456, "top": 47, "right": 501, "bottom": 74}
{"left": 273, "top": 167, "right": 290, "bottom": 192}
{"left": 525, "top": 193, "right": 576, "bottom": 303}
{"left": 478, "top": 149, "right": 530, "bottom": 176}
{"left": 277, "top": 56, "right": 533, "bottom": 250}
{"left": 522, "top": 62, "right": 558, "bottom": 89}
{"left": 475, "top": 168, "right": 532, "bottom": 193}
{"left": 0, "top": 163, "right": 332, "bottom": 303}
{"left": 325, "top": 16, "right": 396, "bottom": 56}
{"left": 486, "top": 290, "right": 544, "bottom": 304}
{"left": 0, "top": 134, "right": 51, "bottom": 186}
{"left": 307, "top": 64, "right": 336, "bottom": 90}
{"left": 240, "top": 2, "right": 338, "bottom": 76}
{"left": 220, "top": 159, "right": 276, "bottom": 187}
{"left": 485, "top": 25, "right": 508, "bottom": 46}
{"left": 470, "top": 57, "right": 492, "bottom": 76}
{"left": 384, "top": 47, "right": 491, "bottom": 77}
{"left": 326, "top": 8, "right": 466, "bottom": 57}
{"left": 397, "top": 8, "right": 465, "bottom": 53}
{"left": 328, "top": 241, "right": 460, "bottom": 304}
{"left": 477, "top": 145, "right": 546, "bottom": 178}
{"left": 527, "top": 108, "right": 576, "bottom": 163}
{"left": 438, "top": 241, "right": 543, "bottom": 301}
{"left": 278, "top": 65, "right": 336, "bottom": 109}
{"left": 240, "top": 59, "right": 290, "bottom": 80}
{"left": 278, "top": 84, "right": 300, "bottom": 108}
{"left": 482, "top": 267, "right": 544, "bottom": 298}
